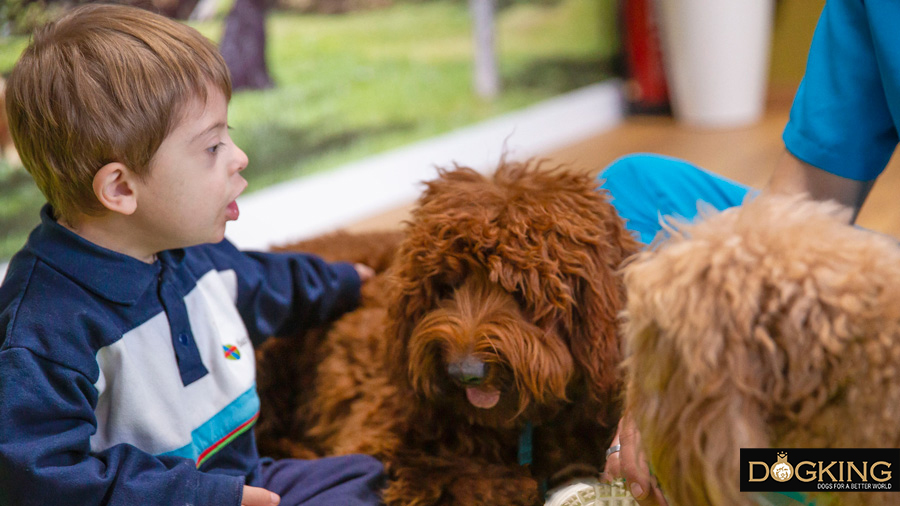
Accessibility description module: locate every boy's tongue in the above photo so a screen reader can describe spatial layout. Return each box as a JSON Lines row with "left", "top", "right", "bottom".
{"left": 226, "top": 201, "right": 240, "bottom": 221}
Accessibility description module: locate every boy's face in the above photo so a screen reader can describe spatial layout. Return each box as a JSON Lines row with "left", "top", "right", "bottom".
{"left": 131, "top": 84, "right": 248, "bottom": 251}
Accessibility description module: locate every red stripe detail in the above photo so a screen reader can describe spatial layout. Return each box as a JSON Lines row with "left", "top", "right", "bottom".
{"left": 196, "top": 411, "right": 259, "bottom": 466}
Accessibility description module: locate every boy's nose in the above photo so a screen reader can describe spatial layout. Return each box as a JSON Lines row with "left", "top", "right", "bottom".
{"left": 234, "top": 145, "right": 249, "bottom": 172}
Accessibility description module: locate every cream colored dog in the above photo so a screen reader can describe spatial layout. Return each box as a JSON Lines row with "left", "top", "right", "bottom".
{"left": 622, "top": 195, "right": 900, "bottom": 506}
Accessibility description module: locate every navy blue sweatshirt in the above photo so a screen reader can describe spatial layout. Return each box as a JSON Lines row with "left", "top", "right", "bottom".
{"left": 0, "top": 205, "right": 360, "bottom": 506}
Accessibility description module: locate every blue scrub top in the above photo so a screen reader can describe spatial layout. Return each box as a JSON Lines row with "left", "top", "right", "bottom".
{"left": 783, "top": 0, "right": 900, "bottom": 181}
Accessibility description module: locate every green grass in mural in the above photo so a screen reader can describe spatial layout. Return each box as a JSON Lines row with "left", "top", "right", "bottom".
{"left": 0, "top": 0, "right": 618, "bottom": 260}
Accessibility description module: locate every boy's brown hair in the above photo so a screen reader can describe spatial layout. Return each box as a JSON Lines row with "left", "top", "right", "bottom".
{"left": 5, "top": 3, "right": 232, "bottom": 224}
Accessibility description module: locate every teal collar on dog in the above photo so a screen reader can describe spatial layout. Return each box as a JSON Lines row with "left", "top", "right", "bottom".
{"left": 518, "top": 420, "right": 533, "bottom": 466}
{"left": 518, "top": 421, "right": 548, "bottom": 496}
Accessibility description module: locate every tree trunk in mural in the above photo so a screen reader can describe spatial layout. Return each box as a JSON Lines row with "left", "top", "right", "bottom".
{"left": 220, "top": 0, "right": 275, "bottom": 91}
{"left": 470, "top": 0, "right": 499, "bottom": 99}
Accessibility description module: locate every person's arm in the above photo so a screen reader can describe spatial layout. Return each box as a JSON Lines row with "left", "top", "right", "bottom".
{"left": 779, "top": 0, "right": 895, "bottom": 206}
{"left": 0, "top": 347, "right": 244, "bottom": 506}
{"left": 200, "top": 240, "right": 363, "bottom": 344}
{"left": 764, "top": 150, "right": 874, "bottom": 222}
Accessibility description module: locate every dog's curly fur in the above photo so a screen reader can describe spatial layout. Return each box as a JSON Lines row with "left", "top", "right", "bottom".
{"left": 622, "top": 195, "right": 900, "bottom": 506}
{"left": 256, "top": 160, "right": 639, "bottom": 505}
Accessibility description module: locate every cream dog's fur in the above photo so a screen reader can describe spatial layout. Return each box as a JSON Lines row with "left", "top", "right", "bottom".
{"left": 622, "top": 195, "right": 900, "bottom": 506}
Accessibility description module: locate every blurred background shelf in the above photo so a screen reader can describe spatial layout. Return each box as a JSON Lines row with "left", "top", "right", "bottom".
{"left": 344, "top": 83, "right": 900, "bottom": 241}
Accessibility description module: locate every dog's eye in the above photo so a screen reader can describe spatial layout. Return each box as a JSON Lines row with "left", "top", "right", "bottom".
{"left": 435, "top": 284, "right": 454, "bottom": 301}
{"left": 510, "top": 290, "right": 528, "bottom": 309}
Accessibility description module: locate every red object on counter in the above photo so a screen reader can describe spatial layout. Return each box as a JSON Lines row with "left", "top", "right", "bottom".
{"left": 620, "top": 0, "right": 671, "bottom": 115}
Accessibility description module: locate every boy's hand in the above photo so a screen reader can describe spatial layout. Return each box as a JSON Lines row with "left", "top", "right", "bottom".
{"left": 242, "top": 485, "right": 280, "bottom": 506}
{"left": 354, "top": 263, "right": 375, "bottom": 283}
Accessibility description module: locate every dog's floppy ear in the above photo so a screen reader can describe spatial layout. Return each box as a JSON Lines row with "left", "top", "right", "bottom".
{"left": 624, "top": 321, "right": 770, "bottom": 506}
{"left": 620, "top": 204, "right": 777, "bottom": 506}
{"left": 543, "top": 179, "right": 639, "bottom": 417}
{"left": 385, "top": 166, "right": 488, "bottom": 389}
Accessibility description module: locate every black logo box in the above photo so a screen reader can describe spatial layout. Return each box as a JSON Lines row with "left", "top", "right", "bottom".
{"left": 740, "top": 448, "right": 900, "bottom": 492}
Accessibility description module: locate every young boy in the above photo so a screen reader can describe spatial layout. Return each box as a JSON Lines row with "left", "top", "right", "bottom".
{"left": 0, "top": 4, "right": 383, "bottom": 506}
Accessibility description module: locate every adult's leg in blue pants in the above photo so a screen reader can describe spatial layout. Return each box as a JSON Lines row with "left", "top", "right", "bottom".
{"left": 597, "top": 153, "right": 756, "bottom": 245}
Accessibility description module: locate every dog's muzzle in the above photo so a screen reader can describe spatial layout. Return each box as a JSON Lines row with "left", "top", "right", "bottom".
{"left": 447, "top": 356, "right": 489, "bottom": 386}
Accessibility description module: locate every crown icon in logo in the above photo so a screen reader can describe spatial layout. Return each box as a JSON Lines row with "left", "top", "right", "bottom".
{"left": 771, "top": 451, "right": 793, "bottom": 482}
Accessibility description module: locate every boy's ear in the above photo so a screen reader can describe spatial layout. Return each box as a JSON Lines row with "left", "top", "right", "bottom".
{"left": 92, "top": 162, "right": 138, "bottom": 215}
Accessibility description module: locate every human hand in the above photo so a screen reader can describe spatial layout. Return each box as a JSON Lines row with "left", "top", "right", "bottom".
{"left": 602, "top": 413, "right": 669, "bottom": 506}
{"left": 241, "top": 485, "right": 280, "bottom": 506}
{"left": 354, "top": 263, "right": 375, "bottom": 283}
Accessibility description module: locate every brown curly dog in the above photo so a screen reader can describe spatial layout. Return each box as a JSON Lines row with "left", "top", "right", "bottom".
{"left": 622, "top": 195, "right": 900, "bottom": 506}
{"left": 256, "top": 160, "right": 639, "bottom": 505}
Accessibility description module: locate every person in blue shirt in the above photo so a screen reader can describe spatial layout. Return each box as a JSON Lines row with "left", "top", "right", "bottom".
{"left": 600, "top": 1, "right": 900, "bottom": 504}
{"left": 0, "top": 4, "right": 383, "bottom": 506}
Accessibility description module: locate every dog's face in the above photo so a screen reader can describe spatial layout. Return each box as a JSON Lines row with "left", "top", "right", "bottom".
{"left": 387, "top": 162, "right": 638, "bottom": 429}
{"left": 622, "top": 195, "right": 900, "bottom": 506}
{"left": 405, "top": 275, "right": 576, "bottom": 427}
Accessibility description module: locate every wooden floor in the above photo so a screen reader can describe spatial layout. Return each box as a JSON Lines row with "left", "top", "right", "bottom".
{"left": 346, "top": 87, "right": 900, "bottom": 239}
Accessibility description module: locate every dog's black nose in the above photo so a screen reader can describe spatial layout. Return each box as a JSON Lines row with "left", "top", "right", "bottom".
{"left": 447, "top": 356, "right": 489, "bottom": 386}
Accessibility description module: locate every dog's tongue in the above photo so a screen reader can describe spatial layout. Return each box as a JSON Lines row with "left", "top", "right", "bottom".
{"left": 466, "top": 386, "right": 501, "bottom": 409}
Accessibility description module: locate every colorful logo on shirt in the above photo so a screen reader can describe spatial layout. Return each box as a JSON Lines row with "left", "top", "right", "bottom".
{"left": 223, "top": 344, "right": 241, "bottom": 360}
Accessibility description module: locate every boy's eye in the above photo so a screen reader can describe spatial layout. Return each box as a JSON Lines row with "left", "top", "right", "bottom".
{"left": 207, "top": 143, "right": 224, "bottom": 154}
